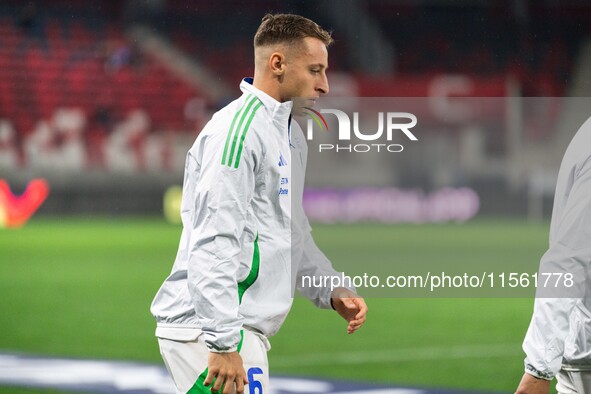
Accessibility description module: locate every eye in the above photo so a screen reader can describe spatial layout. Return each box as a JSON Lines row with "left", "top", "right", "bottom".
{"left": 310, "top": 69, "right": 320, "bottom": 74}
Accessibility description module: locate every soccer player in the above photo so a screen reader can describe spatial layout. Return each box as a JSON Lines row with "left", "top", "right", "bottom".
{"left": 515, "top": 117, "right": 591, "bottom": 394}
{"left": 151, "top": 14, "right": 368, "bottom": 394}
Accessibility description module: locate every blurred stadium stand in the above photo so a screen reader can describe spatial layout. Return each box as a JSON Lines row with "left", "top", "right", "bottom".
{"left": 0, "top": 0, "right": 202, "bottom": 171}
{"left": 1, "top": 0, "right": 590, "bottom": 217}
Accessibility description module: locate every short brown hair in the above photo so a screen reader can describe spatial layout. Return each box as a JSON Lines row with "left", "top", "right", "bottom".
{"left": 254, "top": 13, "right": 333, "bottom": 48}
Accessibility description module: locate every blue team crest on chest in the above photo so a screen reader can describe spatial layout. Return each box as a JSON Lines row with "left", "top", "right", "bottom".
{"left": 278, "top": 153, "right": 288, "bottom": 167}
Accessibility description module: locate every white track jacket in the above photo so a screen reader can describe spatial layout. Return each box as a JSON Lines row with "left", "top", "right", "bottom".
{"left": 151, "top": 79, "right": 343, "bottom": 352}
{"left": 523, "top": 116, "right": 591, "bottom": 379}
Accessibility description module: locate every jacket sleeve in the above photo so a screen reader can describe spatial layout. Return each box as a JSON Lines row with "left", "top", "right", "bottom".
{"left": 289, "top": 122, "right": 355, "bottom": 309}
{"left": 523, "top": 159, "right": 591, "bottom": 379}
{"left": 186, "top": 131, "right": 257, "bottom": 353}
{"left": 294, "top": 214, "right": 356, "bottom": 310}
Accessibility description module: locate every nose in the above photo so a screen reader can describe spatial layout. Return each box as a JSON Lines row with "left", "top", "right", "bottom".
{"left": 317, "top": 73, "right": 329, "bottom": 95}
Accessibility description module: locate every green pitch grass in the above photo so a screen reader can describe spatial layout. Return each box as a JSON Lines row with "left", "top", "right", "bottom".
{"left": 0, "top": 217, "right": 555, "bottom": 393}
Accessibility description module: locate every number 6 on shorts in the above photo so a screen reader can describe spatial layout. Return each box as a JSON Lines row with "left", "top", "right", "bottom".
{"left": 247, "top": 367, "right": 263, "bottom": 394}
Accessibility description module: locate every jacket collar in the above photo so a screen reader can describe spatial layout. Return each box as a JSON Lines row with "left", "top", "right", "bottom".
{"left": 240, "top": 78, "right": 293, "bottom": 124}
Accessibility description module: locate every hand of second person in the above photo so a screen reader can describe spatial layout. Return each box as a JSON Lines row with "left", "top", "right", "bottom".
{"left": 515, "top": 372, "right": 551, "bottom": 394}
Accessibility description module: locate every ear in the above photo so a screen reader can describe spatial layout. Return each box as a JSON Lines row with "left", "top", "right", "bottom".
{"left": 268, "top": 52, "right": 286, "bottom": 77}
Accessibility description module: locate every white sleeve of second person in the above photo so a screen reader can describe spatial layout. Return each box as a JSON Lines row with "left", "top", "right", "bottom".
{"left": 522, "top": 160, "right": 591, "bottom": 379}
{"left": 186, "top": 133, "right": 256, "bottom": 353}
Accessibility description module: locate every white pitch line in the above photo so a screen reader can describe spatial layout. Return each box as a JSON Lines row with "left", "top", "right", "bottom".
{"left": 331, "top": 390, "right": 425, "bottom": 394}
{"left": 272, "top": 343, "right": 522, "bottom": 367}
